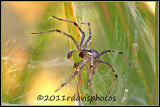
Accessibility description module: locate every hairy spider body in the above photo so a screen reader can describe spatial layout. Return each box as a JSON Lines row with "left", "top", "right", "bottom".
{"left": 31, "top": 15, "right": 136, "bottom": 97}
{"left": 86, "top": 49, "right": 100, "bottom": 75}
{"left": 79, "top": 49, "right": 100, "bottom": 74}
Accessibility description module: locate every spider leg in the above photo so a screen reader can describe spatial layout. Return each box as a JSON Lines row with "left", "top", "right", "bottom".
{"left": 31, "top": 30, "right": 80, "bottom": 50}
{"left": 88, "top": 56, "right": 94, "bottom": 87}
{"left": 90, "top": 80, "right": 98, "bottom": 105}
{"left": 73, "top": 60, "right": 83, "bottom": 68}
{"left": 67, "top": 50, "right": 79, "bottom": 59}
{"left": 73, "top": 60, "right": 84, "bottom": 85}
{"left": 55, "top": 57, "right": 89, "bottom": 92}
{"left": 95, "top": 59, "right": 118, "bottom": 97}
{"left": 52, "top": 15, "right": 85, "bottom": 49}
{"left": 80, "top": 22, "right": 91, "bottom": 48}
{"left": 94, "top": 50, "right": 137, "bottom": 71}
{"left": 80, "top": 22, "right": 92, "bottom": 49}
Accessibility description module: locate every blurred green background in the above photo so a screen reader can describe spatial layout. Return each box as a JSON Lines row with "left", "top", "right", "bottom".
{"left": 2, "top": 2, "right": 158, "bottom": 105}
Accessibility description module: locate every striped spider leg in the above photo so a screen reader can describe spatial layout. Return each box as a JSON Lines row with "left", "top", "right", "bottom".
{"left": 55, "top": 57, "right": 89, "bottom": 92}
{"left": 94, "top": 50, "right": 137, "bottom": 96}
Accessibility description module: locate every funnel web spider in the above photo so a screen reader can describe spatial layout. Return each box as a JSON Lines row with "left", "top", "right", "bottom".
{"left": 31, "top": 15, "right": 136, "bottom": 97}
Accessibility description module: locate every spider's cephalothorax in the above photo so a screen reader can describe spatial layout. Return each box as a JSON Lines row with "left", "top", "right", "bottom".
{"left": 79, "top": 48, "right": 99, "bottom": 58}
{"left": 79, "top": 49, "right": 88, "bottom": 58}
{"left": 31, "top": 15, "right": 137, "bottom": 97}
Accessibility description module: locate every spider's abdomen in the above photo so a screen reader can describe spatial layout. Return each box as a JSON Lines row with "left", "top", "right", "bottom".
{"left": 91, "top": 49, "right": 99, "bottom": 56}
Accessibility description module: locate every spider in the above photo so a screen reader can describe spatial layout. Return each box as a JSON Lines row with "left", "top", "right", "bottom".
{"left": 31, "top": 15, "right": 136, "bottom": 97}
